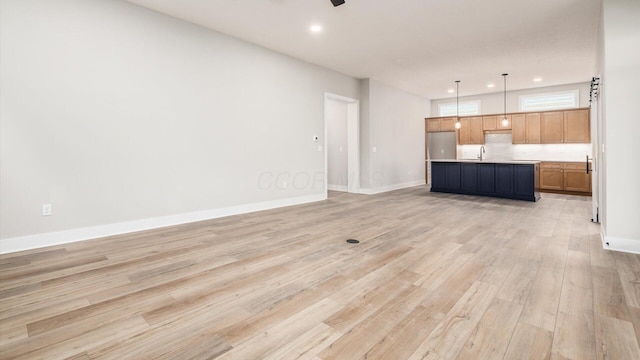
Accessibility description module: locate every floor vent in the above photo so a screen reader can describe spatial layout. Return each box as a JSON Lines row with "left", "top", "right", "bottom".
{"left": 346, "top": 239, "right": 360, "bottom": 244}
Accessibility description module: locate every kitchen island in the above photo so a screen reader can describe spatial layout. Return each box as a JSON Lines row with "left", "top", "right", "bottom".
{"left": 429, "top": 159, "right": 541, "bottom": 202}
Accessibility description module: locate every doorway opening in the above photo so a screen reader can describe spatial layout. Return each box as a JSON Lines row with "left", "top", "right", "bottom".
{"left": 324, "top": 93, "right": 360, "bottom": 196}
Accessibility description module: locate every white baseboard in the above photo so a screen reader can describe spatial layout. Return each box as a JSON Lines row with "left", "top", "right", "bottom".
{"left": 327, "top": 184, "right": 348, "bottom": 192}
{"left": 360, "top": 180, "right": 426, "bottom": 195}
{"left": 0, "top": 193, "right": 327, "bottom": 255}
{"left": 602, "top": 234, "right": 640, "bottom": 255}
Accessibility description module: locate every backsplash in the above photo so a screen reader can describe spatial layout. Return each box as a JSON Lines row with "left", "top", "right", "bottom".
{"left": 458, "top": 134, "right": 592, "bottom": 162}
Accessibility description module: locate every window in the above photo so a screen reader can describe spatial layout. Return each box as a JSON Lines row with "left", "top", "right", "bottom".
{"left": 438, "top": 100, "right": 481, "bottom": 116}
{"left": 519, "top": 90, "right": 579, "bottom": 111}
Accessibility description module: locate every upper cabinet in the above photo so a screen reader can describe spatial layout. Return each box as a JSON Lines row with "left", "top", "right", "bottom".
{"left": 526, "top": 113, "right": 541, "bottom": 143}
{"left": 426, "top": 108, "right": 589, "bottom": 143}
{"left": 427, "top": 118, "right": 440, "bottom": 132}
{"left": 541, "top": 112, "right": 564, "bottom": 143}
{"left": 512, "top": 113, "right": 541, "bottom": 144}
{"left": 541, "top": 109, "right": 590, "bottom": 143}
{"left": 564, "top": 109, "right": 590, "bottom": 143}
{"left": 483, "top": 115, "right": 511, "bottom": 130}
{"left": 426, "top": 117, "right": 456, "bottom": 132}
{"left": 458, "top": 116, "right": 484, "bottom": 145}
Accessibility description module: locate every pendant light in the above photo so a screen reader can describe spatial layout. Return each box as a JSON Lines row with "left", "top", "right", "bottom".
{"left": 501, "top": 73, "right": 509, "bottom": 127}
{"left": 454, "top": 80, "right": 461, "bottom": 129}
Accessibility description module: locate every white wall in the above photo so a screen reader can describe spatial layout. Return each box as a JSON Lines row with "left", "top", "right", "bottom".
{"left": 0, "top": 0, "right": 360, "bottom": 252}
{"left": 431, "top": 82, "right": 591, "bottom": 116}
{"left": 361, "top": 79, "right": 430, "bottom": 192}
{"left": 326, "top": 100, "right": 348, "bottom": 190}
{"left": 598, "top": 0, "right": 640, "bottom": 253}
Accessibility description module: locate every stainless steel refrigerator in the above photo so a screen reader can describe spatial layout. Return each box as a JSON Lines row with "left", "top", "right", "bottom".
{"left": 426, "top": 132, "right": 456, "bottom": 185}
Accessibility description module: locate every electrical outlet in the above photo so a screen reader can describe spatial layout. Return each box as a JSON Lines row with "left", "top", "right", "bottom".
{"left": 42, "top": 204, "right": 52, "bottom": 216}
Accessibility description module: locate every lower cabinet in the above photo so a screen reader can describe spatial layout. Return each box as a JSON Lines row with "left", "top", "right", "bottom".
{"left": 477, "top": 164, "right": 495, "bottom": 193}
{"left": 564, "top": 169, "right": 590, "bottom": 192}
{"left": 540, "top": 162, "right": 591, "bottom": 194}
{"left": 495, "top": 165, "right": 514, "bottom": 195}
{"left": 461, "top": 163, "right": 478, "bottom": 191}
{"left": 514, "top": 165, "right": 535, "bottom": 197}
{"left": 431, "top": 162, "right": 461, "bottom": 191}
{"left": 431, "top": 162, "right": 447, "bottom": 190}
{"left": 446, "top": 163, "right": 462, "bottom": 190}
{"left": 431, "top": 162, "right": 540, "bottom": 202}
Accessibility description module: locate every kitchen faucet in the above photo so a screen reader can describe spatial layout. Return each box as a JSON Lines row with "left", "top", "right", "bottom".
{"left": 478, "top": 146, "right": 486, "bottom": 161}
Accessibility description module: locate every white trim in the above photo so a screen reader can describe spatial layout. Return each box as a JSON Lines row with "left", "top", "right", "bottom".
{"left": 346, "top": 102, "right": 360, "bottom": 193}
{"left": 359, "top": 180, "right": 426, "bottom": 195}
{"left": 0, "top": 193, "right": 326, "bottom": 254}
{"left": 327, "top": 184, "right": 348, "bottom": 192}
{"left": 325, "top": 93, "right": 358, "bottom": 104}
{"left": 602, "top": 235, "right": 640, "bottom": 255}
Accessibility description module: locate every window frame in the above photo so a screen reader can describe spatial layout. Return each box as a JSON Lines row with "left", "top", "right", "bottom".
{"left": 518, "top": 90, "right": 580, "bottom": 112}
{"left": 438, "top": 100, "right": 482, "bottom": 117}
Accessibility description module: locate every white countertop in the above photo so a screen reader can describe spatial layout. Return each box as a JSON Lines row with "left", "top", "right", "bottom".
{"left": 428, "top": 159, "right": 541, "bottom": 164}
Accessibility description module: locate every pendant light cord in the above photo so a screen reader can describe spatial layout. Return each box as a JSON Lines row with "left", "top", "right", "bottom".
{"left": 455, "top": 80, "right": 460, "bottom": 118}
{"left": 502, "top": 73, "right": 508, "bottom": 119}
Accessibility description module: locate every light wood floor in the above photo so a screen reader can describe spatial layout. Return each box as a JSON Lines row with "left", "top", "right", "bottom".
{"left": 1, "top": 187, "right": 639, "bottom": 360}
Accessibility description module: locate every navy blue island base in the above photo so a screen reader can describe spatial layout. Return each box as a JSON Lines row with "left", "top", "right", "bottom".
{"left": 430, "top": 160, "right": 541, "bottom": 202}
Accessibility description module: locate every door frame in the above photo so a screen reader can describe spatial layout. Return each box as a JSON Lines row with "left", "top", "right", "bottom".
{"left": 591, "top": 74, "right": 603, "bottom": 223}
{"left": 324, "top": 92, "right": 360, "bottom": 196}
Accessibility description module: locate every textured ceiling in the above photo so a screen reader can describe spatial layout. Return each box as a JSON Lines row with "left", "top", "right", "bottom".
{"left": 126, "top": 0, "right": 602, "bottom": 99}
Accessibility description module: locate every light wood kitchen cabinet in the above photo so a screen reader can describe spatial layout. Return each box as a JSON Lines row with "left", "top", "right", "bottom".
{"left": 427, "top": 118, "right": 441, "bottom": 132}
{"left": 540, "top": 162, "right": 564, "bottom": 190}
{"left": 563, "top": 162, "right": 591, "bottom": 192}
{"left": 458, "top": 117, "right": 484, "bottom": 145}
{"left": 499, "top": 115, "right": 512, "bottom": 130}
{"left": 483, "top": 116, "right": 497, "bottom": 131}
{"left": 540, "top": 162, "right": 591, "bottom": 193}
{"left": 512, "top": 113, "right": 541, "bottom": 144}
{"left": 426, "top": 117, "right": 457, "bottom": 132}
{"left": 540, "top": 109, "right": 590, "bottom": 143}
{"left": 512, "top": 114, "right": 526, "bottom": 144}
{"left": 441, "top": 117, "right": 456, "bottom": 131}
{"left": 564, "top": 109, "right": 590, "bottom": 143}
{"left": 458, "top": 117, "right": 470, "bottom": 144}
{"left": 426, "top": 107, "right": 588, "bottom": 141}
{"left": 541, "top": 111, "right": 564, "bottom": 143}
{"left": 469, "top": 116, "right": 484, "bottom": 144}
{"left": 526, "top": 113, "right": 541, "bottom": 143}
{"left": 484, "top": 115, "right": 512, "bottom": 130}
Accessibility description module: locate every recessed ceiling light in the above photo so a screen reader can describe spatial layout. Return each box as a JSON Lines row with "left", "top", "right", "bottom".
{"left": 533, "top": 77, "right": 542, "bottom": 82}
{"left": 487, "top": 84, "right": 495, "bottom": 88}
{"left": 447, "top": 89, "right": 454, "bottom": 93}
{"left": 310, "top": 25, "right": 323, "bottom": 33}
